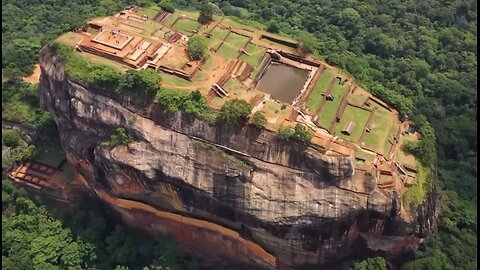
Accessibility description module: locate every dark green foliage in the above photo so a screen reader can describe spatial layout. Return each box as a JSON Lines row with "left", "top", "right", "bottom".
{"left": 297, "top": 31, "right": 316, "bottom": 54}
{"left": 266, "top": 21, "right": 279, "bottom": 33}
{"left": 277, "top": 124, "right": 312, "bottom": 144}
{"left": 54, "top": 42, "right": 161, "bottom": 98}
{"left": 351, "top": 257, "right": 387, "bottom": 270}
{"left": 251, "top": 112, "right": 267, "bottom": 128}
{"left": 2, "top": 178, "right": 93, "bottom": 270}
{"left": 218, "top": 98, "right": 252, "bottom": 124}
{"left": 2, "top": 129, "right": 22, "bottom": 148}
{"left": 88, "top": 64, "right": 122, "bottom": 89}
{"left": 159, "top": 2, "right": 175, "bottom": 13}
{"left": 120, "top": 69, "right": 162, "bottom": 97}
{"left": 198, "top": 3, "right": 213, "bottom": 24}
{"left": 105, "top": 225, "right": 156, "bottom": 265}
{"left": 2, "top": 178, "right": 187, "bottom": 270}
{"left": 156, "top": 88, "right": 207, "bottom": 117}
{"left": 15, "top": 145, "right": 38, "bottom": 161}
{"left": 292, "top": 123, "right": 312, "bottom": 144}
{"left": 103, "top": 128, "right": 134, "bottom": 147}
{"left": 1, "top": 0, "right": 137, "bottom": 78}
{"left": 54, "top": 42, "right": 122, "bottom": 90}
{"left": 188, "top": 1, "right": 475, "bottom": 267}
{"left": 187, "top": 36, "right": 208, "bottom": 60}
{"left": 278, "top": 127, "right": 295, "bottom": 140}
{"left": 2, "top": 81, "right": 54, "bottom": 131}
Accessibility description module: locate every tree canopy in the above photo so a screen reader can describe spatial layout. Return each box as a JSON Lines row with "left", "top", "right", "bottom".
{"left": 218, "top": 99, "right": 252, "bottom": 124}
{"left": 2, "top": 178, "right": 189, "bottom": 270}
{"left": 297, "top": 31, "right": 317, "bottom": 54}
{"left": 197, "top": 3, "right": 214, "bottom": 24}
{"left": 1, "top": 0, "right": 477, "bottom": 268}
{"left": 187, "top": 35, "right": 208, "bottom": 60}
{"left": 121, "top": 69, "right": 162, "bottom": 97}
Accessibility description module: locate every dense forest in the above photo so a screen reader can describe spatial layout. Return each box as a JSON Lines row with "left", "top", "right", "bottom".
{"left": 2, "top": 0, "right": 476, "bottom": 269}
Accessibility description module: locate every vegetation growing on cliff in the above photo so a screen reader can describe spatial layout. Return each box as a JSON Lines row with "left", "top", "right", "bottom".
{"left": 51, "top": 42, "right": 161, "bottom": 97}
{"left": 278, "top": 124, "right": 312, "bottom": 144}
{"left": 1, "top": 0, "right": 477, "bottom": 269}
{"left": 2, "top": 81, "right": 54, "bottom": 131}
{"left": 166, "top": 1, "right": 476, "bottom": 268}
{"left": 121, "top": 69, "right": 162, "bottom": 97}
{"left": 2, "top": 129, "right": 22, "bottom": 148}
{"left": 192, "top": 140, "right": 252, "bottom": 170}
{"left": 251, "top": 112, "right": 267, "bottom": 128}
{"left": 218, "top": 99, "right": 252, "bottom": 124}
{"left": 157, "top": 88, "right": 206, "bottom": 116}
{"left": 101, "top": 128, "right": 134, "bottom": 147}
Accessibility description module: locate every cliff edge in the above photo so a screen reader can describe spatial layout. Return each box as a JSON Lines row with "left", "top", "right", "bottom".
{"left": 38, "top": 47, "right": 435, "bottom": 269}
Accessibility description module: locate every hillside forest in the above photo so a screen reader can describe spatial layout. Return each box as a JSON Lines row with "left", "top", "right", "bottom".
{"left": 2, "top": 0, "right": 477, "bottom": 269}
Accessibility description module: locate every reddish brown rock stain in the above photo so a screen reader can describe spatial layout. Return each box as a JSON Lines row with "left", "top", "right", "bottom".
{"left": 72, "top": 159, "right": 277, "bottom": 269}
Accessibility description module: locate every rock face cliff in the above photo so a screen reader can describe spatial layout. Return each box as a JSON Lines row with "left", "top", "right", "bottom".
{"left": 38, "top": 48, "right": 435, "bottom": 269}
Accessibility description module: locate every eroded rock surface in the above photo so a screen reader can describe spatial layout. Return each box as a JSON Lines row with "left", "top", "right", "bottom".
{"left": 39, "top": 48, "right": 435, "bottom": 269}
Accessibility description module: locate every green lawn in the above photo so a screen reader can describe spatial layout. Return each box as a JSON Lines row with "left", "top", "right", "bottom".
{"left": 217, "top": 43, "right": 239, "bottom": 58}
{"left": 316, "top": 81, "right": 349, "bottom": 128}
{"left": 239, "top": 43, "right": 265, "bottom": 66}
{"left": 361, "top": 106, "right": 397, "bottom": 155}
{"left": 173, "top": 18, "right": 200, "bottom": 33}
{"left": 163, "top": 14, "right": 177, "bottom": 26}
{"left": 223, "top": 78, "right": 248, "bottom": 95}
{"left": 305, "top": 70, "right": 334, "bottom": 112}
{"left": 138, "top": 6, "right": 160, "bottom": 19}
{"left": 333, "top": 106, "right": 371, "bottom": 142}
{"left": 348, "top": 91, "right": 369, "bottom": 107}
{"left": 160, "top": 72, "right": 192, "bottom": 87}
{"left": 225, "top": 33, "right": 250, "bottom": 49}
{"left": 205, "top": 35, "right": 223, "bottom": 49}
{"left": 250, "top": 54, "right": 267, "bottom": 80}
{"left": 210, "top": 27, "right": 229, "bottom": 40}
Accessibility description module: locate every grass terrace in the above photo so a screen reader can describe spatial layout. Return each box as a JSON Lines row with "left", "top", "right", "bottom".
{"left": 205, "top": 36, "right": 223, "bottom": 50}
{"left": 225, "top": 33, "right": 250, "bottom": 49}
{"left": 173, "top": 18, "right": 200, "bottom": 34}
{"left": 159, "top": 72, "right": 191, "bottom": 87}
{"left": 240, "top": 43, "right": 266, "bottom": 66}
{"left": 223, "top": 78, "right": 248, "bottom": 96}
{"left": 361, "top": 106, "right": 398, "bottom": 156}
{"left": 210, "top": 27, "right": 229, "bottom": 40}
{"left": 138, "top": 7, "right": 160, "bottom": 19}
{"left": 306, "top": 69, "right": 334, "bottom": 112}
{"left": 396, "top": 133, "right": 419, "bottom": 167}
{"left": 316, "top": 81, "right": 349, "bottom": 128}
{"left": 163, "top": 13, "right": 178, "bottom": 26}
{"left": 217, "top": 43, "right": 240, "bottom": 58}
{"left": 347, "top": 87, "right": 370, "bottom": 107}
{"left": 216, "top": 32, "right": 250, "bottom": 58}
{"left": 260, "top": 100, "right": 282, "bottom": 122}
{"left": 333, "top": 105, "right": 371, "bottom": 142}
{"left": 49, "top": 5, "right": 412, "bottom": 175}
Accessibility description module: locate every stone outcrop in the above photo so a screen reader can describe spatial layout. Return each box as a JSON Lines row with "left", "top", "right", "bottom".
{"left": 38, "top": 47, "right": 435, "bottom": 269}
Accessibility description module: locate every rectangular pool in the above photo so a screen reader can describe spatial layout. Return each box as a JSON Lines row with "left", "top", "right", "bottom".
{"left": 256, "top": 61, "right": 310, "bottom": 104}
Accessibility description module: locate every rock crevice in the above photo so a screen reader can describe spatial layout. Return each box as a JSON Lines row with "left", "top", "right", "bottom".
{"left": 38, "top": 47, "right": 434, "bottom": 269}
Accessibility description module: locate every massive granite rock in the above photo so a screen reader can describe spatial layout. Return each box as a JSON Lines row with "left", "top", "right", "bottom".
{"left": 38, "top": 47, "right": 435, "bottom": 269}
